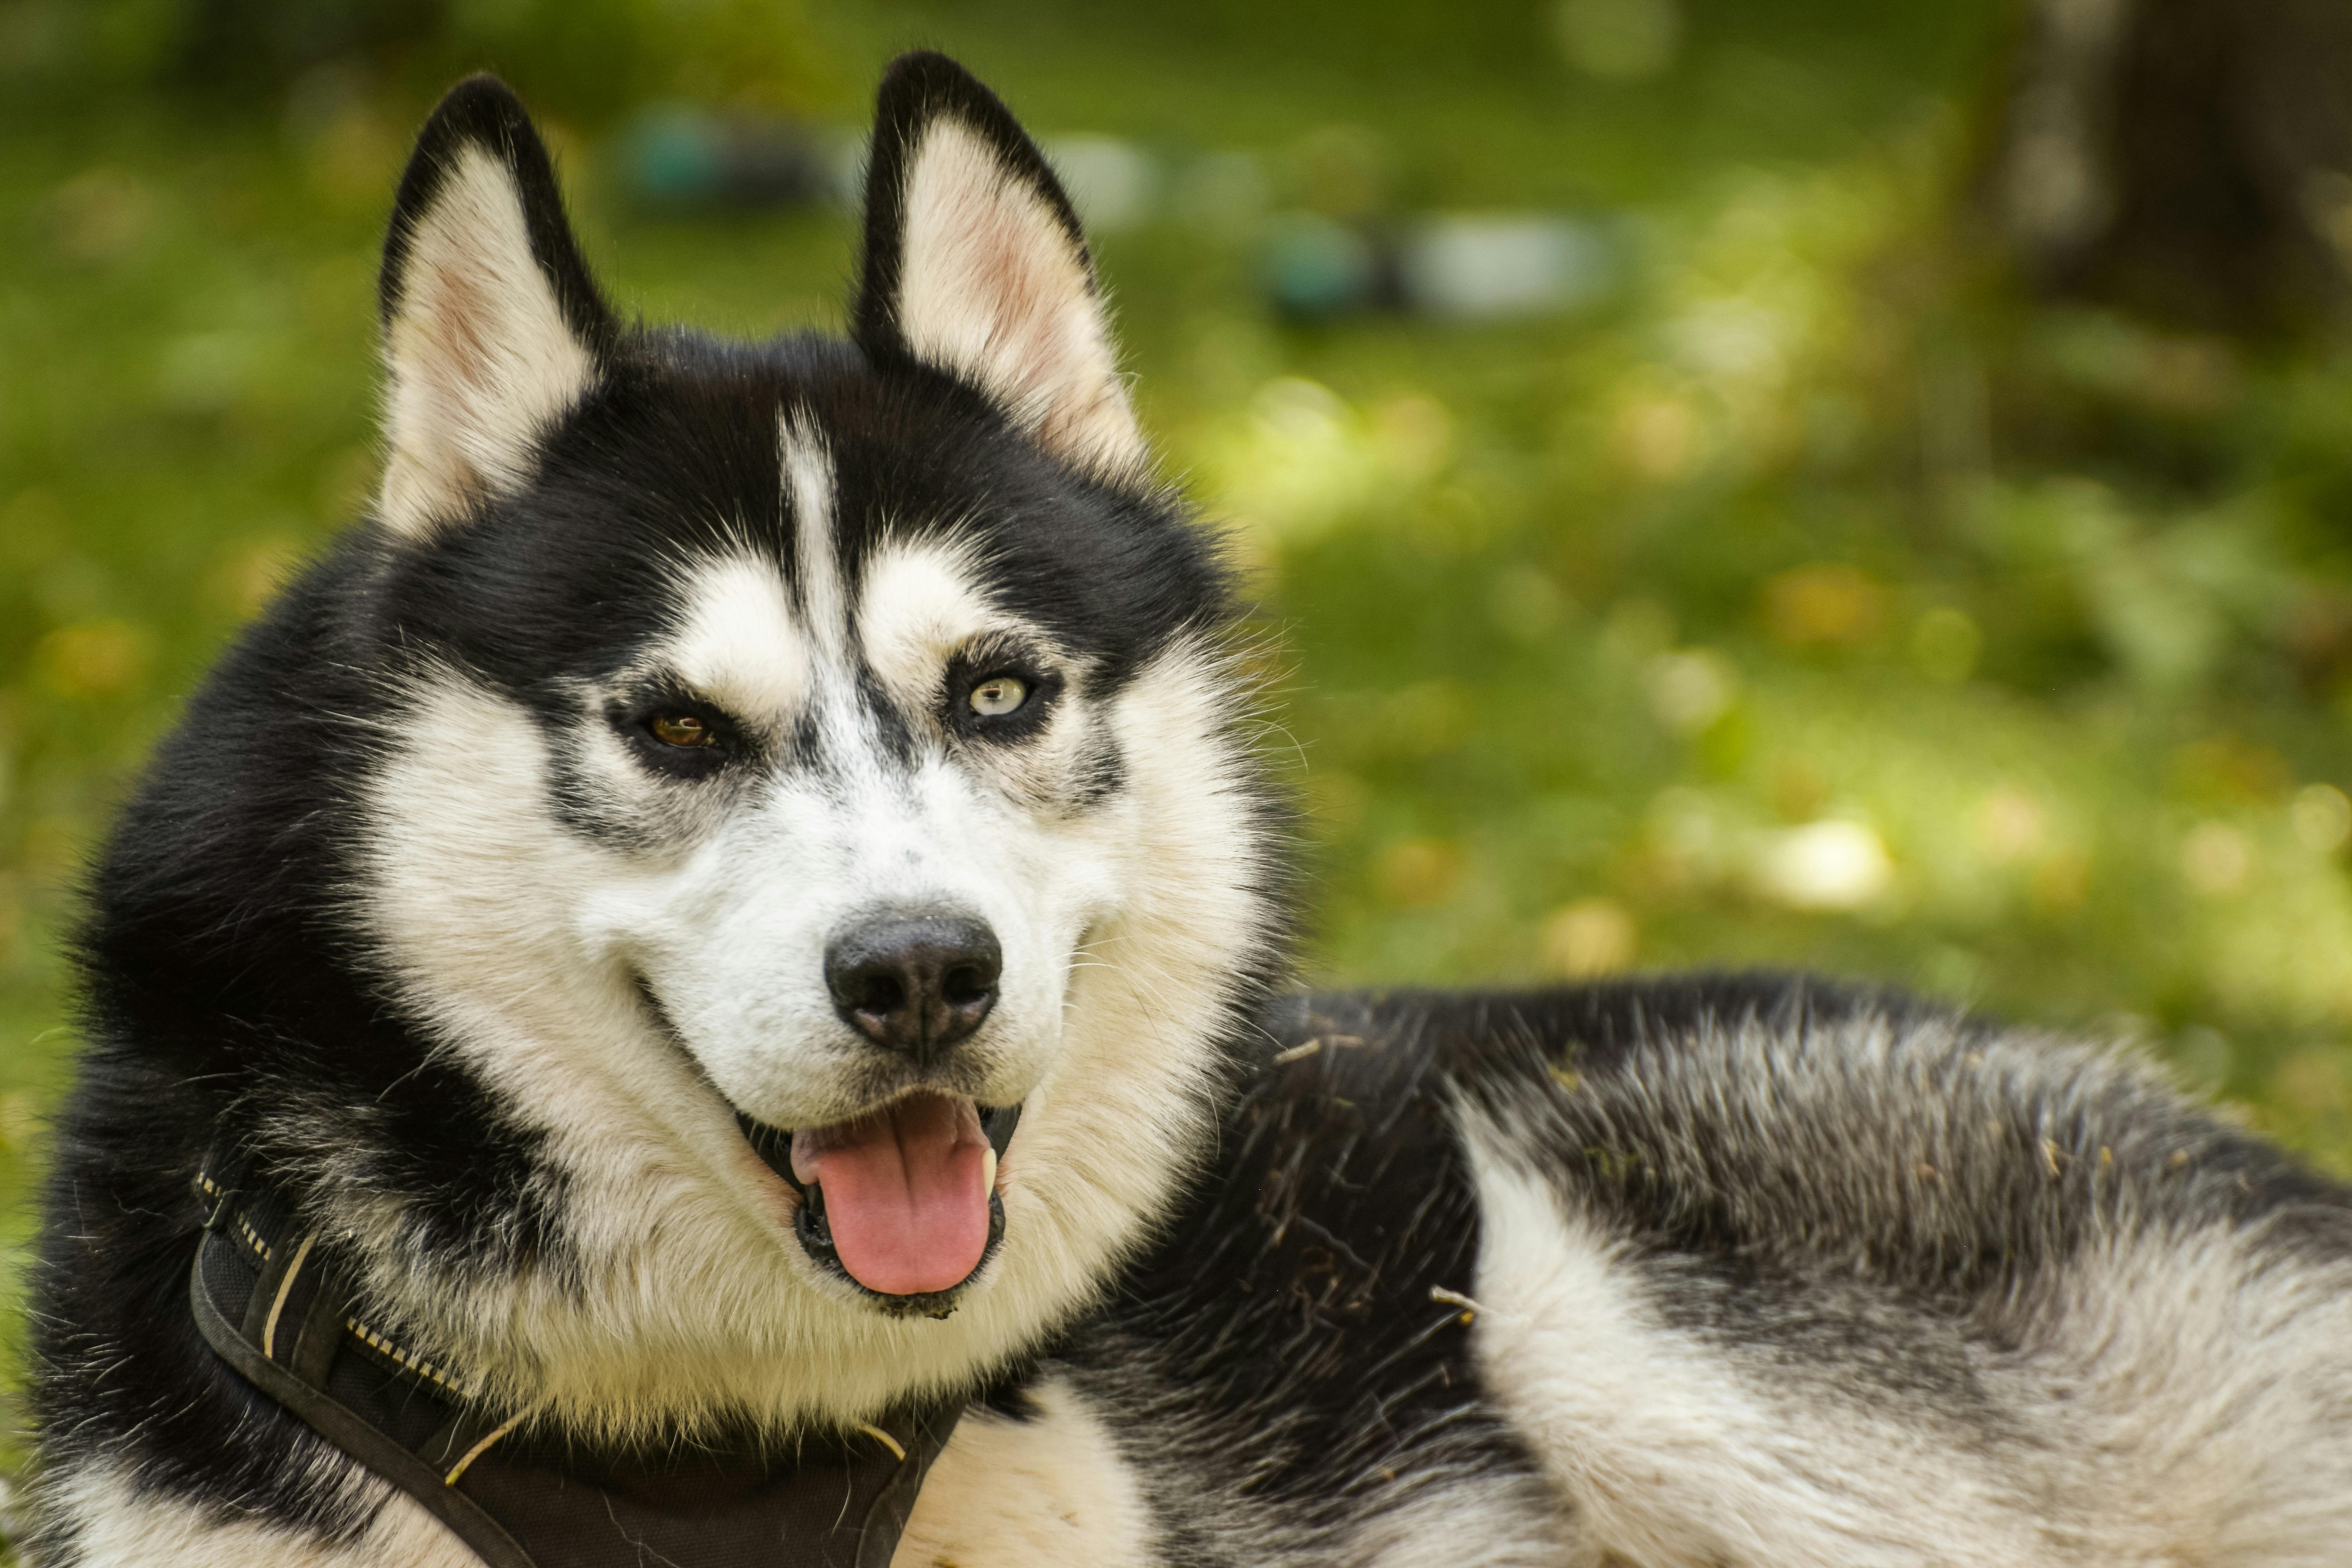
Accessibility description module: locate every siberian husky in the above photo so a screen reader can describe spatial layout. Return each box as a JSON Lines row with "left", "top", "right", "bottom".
{"left": 27, "top": 51, "right": 2352, "bottom": 1568}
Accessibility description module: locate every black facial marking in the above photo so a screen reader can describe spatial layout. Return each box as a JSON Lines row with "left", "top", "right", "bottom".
{"left": 782, "top": 705, "right": 827, "bottom": 773}
{"left": 852, "top": 665, "right": 920, "bottom": 768}
{"left": 1067, "top": 725, "right": 1129, "bottom": 809}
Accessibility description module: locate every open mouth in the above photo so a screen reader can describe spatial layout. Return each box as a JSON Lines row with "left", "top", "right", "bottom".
{"left": 738, "top": 1094, "right": 1021, "bottom": 1310}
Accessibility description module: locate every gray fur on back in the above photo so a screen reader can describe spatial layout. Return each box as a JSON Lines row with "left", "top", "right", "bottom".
{"left": 1448, "top": 987, "right": 2352, "bottom": 1565}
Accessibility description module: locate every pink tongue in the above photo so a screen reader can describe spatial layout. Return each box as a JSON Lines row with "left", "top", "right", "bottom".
{"left": 805, "top": 1094, "right": 991, "bottom": 1296}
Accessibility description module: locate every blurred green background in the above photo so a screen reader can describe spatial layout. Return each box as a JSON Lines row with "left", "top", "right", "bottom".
{"left": 8, "top": 0, "right": 2352, "bottom": 1524}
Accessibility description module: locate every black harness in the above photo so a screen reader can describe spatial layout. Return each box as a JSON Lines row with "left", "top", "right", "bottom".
{"left": 189, "top": 1159, "right": 962, "bottom": 1568}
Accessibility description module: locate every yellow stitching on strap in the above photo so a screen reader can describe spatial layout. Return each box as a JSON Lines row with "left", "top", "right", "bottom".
{"left": 443, "top": 1401, "right": 544, "bottom": 1486}
{"left": 343, "top": 1314, "right": 480, "bottom": 1399}
{"left": 261, "top": 1232, "right": 316, "bottom": 1360}
{"left": 234, "top": 1212, "right": 272, "bottom": 1263}
{"left": 852, "top": 1421, "right": 906, "bottom": 1463}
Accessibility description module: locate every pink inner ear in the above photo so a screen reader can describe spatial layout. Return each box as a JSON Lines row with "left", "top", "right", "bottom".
{"left": 419, "top": 262, "right": 505, "bottom": 408}
{"left": 962, "top": 218, "right": 1054, "bottom": 376}
{"left": 378, "top": 145, "right": 598, "bottom": 537}
{"left": 894, "top": 120, "right": 1142, "bottom": 477}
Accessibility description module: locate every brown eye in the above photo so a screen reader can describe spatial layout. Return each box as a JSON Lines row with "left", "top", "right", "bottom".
{"left": 967, "top": 675, "right": 1029, "bottom": 717}
{"left": 649, "top": 714, "right": 715, "bottom": 747}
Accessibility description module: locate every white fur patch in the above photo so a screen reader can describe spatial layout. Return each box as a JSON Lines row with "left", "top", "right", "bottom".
{"left": 670, "top": 554, "right": 808, "bottom": 725}
{"left": 1462, "top": 1117, "right": 2045, "bottom": 1567}
{"left": 1998, "top": 1225, "right": 2352, "bottom": 1563}
{"left": 857, "top": 537, "right": 1004, "bottom": 710}
{"left": 895, "top": 118, "right": 1142, "bottom": 478}
{"left": 42, "top": 1460, "right": 472, "bottom": 1568}
{"left": 893, "top": 1376, "right": 1157, "bottom": 1567}
{"left": 378, "top": 145, "right": 596, "bottom": 538}
{"left": 781, "top": 414, "right": 849, "bottom": 663}
{"left": 1340, "top": 1482, "right": 1575, "bottom": 1568}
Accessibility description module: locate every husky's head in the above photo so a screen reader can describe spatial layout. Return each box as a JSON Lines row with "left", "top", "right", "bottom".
{"left": 316, "top": 57, "right": 1288, "bottom": 1429}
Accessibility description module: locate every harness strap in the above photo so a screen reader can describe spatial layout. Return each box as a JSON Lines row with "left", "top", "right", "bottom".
{"left": 189, "top": 1156, "right": 960, "bottom": 1568}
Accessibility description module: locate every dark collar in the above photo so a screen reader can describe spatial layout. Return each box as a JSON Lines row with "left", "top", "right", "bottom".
{"left": 189, "top": 1156, "right": 961, "bottom": 1568}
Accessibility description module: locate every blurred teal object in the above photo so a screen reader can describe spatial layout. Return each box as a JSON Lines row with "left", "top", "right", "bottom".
{"left": 1264, "top": 212, "right": 1381, "bottom": 318}
{"left": 618, "top": 105, "right": 842, "bottom": 210}
{"left": 623, "top": 106, "right": 728, "bottom": 203}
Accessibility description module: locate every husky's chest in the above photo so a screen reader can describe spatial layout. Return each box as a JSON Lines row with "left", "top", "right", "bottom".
{"left": 893, "top": 1379, "right": 1160, "bottom": 1568}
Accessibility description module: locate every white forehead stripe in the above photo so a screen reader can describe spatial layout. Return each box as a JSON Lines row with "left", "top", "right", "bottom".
{"left": 858, "top": 539, "right": 1003, "bottom": 704}
{"left": 671, "top": 555, "right": 806, "bottom": 722}
{"left": 779, "top": 414, "right": 846, "bottom": 665}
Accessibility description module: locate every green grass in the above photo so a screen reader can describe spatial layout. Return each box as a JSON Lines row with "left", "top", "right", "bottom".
{"left": 8, "top": 0, "right": 2352, "bottom": 1525}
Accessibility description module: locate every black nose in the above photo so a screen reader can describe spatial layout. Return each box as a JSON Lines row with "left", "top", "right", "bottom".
{"left": 824, "top": 912, "right": 1001, "bottom": 1063}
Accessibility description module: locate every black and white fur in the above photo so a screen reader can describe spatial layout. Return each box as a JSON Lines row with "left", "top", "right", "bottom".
{"left": 27, "top": 54, "right": 2352, "bottom": 1568}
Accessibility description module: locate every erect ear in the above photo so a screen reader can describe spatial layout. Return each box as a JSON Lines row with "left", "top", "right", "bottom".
{"left": 375, "top": 75, "right": 615, "bottom": 539}
{"left": 853, "top": 52, "right": 1147, "bottom": 482}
